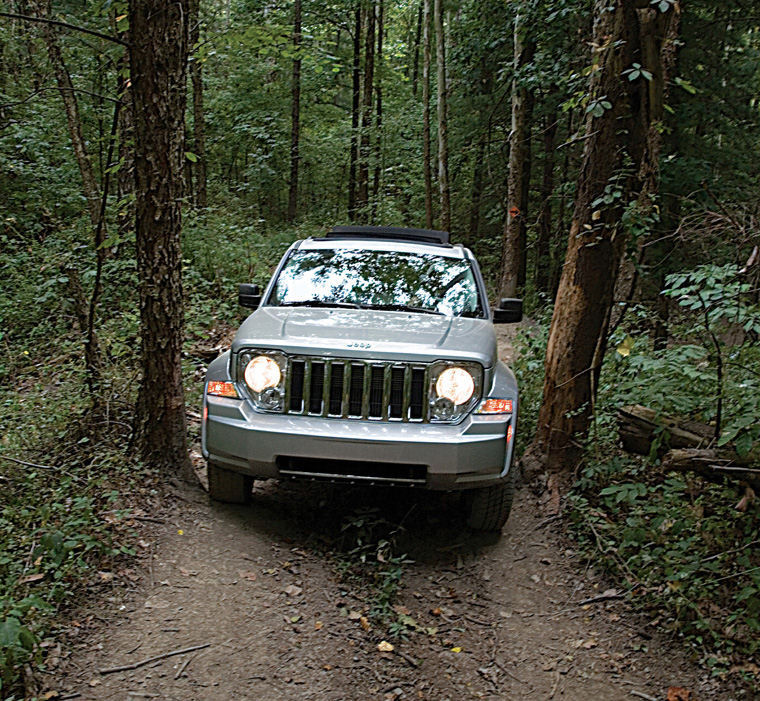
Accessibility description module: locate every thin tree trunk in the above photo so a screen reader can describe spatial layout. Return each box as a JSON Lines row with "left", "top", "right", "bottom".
{"left": 518, "top": 90, "right": 534, "bottom": 289}
{"left": 434, "top": 0, "right": 450, "bottom": 232}
{"left": 348, "top": 5, "right": 361, "bottom": 217}
{"left": 536, "top": 108, "right": 557, "bottom": 295}
{"left": 32, "top": 0, "right": 100, "bottom": 227}
{"left": 116, "top": 49, "right": 134, "bottom": 244}
{"left": 356, "top": 0, "right": 375, "bottom": 220}
{"left": 499, "top": 11, "right": 535, "bottom": 297}
{"left": 411, "top": 1, "right": 422, "bottom": 97}
{"left": 371, "top": 0, "right": 383, "bottom": 218}
{"left": 189, "top": 0, "right": 207, "bottom": 208}
{"left": 524, "top": 0, "right": 680, "bottom": 483}
{"left": 468, "top": 135, "right": 486, "bottom": 240}
{"left": 130, "top": 0, "right": 192, "bottom": 476}
{"left": 287, "top": 0, "right": 302, "bottom": 222}
{"left": 421, "top": 0, "right": 433, "bottom": 228}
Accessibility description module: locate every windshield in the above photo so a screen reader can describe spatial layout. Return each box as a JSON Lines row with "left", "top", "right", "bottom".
{"left": 269, "top": 248, "right": 484, "bottom": 317}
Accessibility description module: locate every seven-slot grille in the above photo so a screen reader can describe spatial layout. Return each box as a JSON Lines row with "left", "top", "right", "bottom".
{"left": 286, "top": 358, "right": 429, "bottom": 422}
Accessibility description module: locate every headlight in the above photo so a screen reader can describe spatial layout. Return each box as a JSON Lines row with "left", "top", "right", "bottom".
{"left": 428, "top": 362, "right": 482, "bottom": 422}
{"left": 238, "top": 351, "right": 287, "bottom": 412}
{"left": 435, "top": 367, "right": 475, "bottom": 405}
{"left": 244, "top": 356, "right": 281, "bottom": 393}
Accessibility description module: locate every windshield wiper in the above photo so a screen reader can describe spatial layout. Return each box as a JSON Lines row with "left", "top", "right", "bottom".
{"left": 360, "top": 303, "right": 444, "bottom": 316}
{"left": 280, "top": 300, "right": 362, "bottom": 309}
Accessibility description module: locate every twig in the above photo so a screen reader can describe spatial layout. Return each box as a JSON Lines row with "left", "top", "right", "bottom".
{"left": 0, "top": 11, "right": 126, "bottom": 45}
{"left": 533, "top": 514, "right": 561, "bottom": 531}
{"left": 99, "top": 643, "right": 211, "bottom": 675}
{"left": 630, "top": 691, "right": 657, "bottom": 701}
{"left": 174, "top": 653, "right": 195, "bottom": 679}
{"left": 132, "top": 515, "right": 165, "bottom": 524}
{"left": 492, "top": 658, "right": 527, "bottom": 685}
{"left": 577, "top": 591, "right": 624, "bottom": 606}
{"left": 394, "top": 648, "right": 420, "bottom": 668}
{"left": 0, "top": 454, "right": 55, "bottom": 470}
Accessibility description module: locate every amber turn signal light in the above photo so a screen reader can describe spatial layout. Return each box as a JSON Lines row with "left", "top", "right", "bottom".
{"left": 477, "top": 398, "right": 513, "bottom": 414}
{"left": 207, "top": 381, "right": 239, "bottom": 398}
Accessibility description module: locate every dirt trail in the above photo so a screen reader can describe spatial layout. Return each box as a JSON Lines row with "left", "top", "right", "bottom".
{"left": 55, "top": 330, "right": 727, "bottom": 700}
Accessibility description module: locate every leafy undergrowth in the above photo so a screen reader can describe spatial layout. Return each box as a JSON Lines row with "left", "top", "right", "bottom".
{"left": 569, "top": 454, "right": 760, "bottom": 687}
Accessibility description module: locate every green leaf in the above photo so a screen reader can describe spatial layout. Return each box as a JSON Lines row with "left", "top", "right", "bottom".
{"left": 185, "top": 151, "right": 198, "bottom": 163}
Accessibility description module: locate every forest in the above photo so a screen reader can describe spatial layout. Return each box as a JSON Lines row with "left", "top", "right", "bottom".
{"left": 1, "top": 0, "right": 759, "bottom": 697}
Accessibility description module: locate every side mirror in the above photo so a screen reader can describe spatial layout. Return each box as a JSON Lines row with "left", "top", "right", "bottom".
{"left": 492, "top": 297, "right": 522, "bottom": 324}
{"left": 238, "top": 283, "right": 262, "bottom": 309}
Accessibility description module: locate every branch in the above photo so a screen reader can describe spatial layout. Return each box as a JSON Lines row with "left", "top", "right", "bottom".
{"left": 0, "top": 11, "right": 127, "bottom": 46}
{"left": 99, "top": 643, "right": 211, "bottom": 675}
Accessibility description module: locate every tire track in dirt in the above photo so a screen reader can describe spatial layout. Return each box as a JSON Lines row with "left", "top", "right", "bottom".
{"left": 54, "top": 327, "right": 727, "bottom": 700}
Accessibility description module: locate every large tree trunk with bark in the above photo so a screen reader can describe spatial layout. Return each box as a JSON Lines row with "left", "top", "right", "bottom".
{"left": 421, "top": 0, "right": 433, "bottom": 228}
{"left": 287, "top": 0, "right": 302, "bottom": 222}
{"left": 535, "top": 108, "right": 557, "bottom": 295}
{"left": 499, "top": 11, "right": 535, "bottom": 298}
{"left": 433, "top": 0, "right": 450, "bottom": 232}
{"left": 524, "top": 1, "right": 681, "bottom": 484}
{"left": 130, "top": 0, "right": 192, "bottom": 476}
{"left": 189, "top": 0, "right": 207, "bottom": 208}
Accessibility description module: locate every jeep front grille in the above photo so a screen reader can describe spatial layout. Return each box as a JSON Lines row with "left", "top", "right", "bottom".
{"left": 285, "top": 357, "right": 429, "bottom": 422}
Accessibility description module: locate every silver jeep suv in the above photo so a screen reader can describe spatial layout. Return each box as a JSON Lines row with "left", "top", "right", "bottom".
{"left": 201, "top": 226, "right": 521, "bottom": 531}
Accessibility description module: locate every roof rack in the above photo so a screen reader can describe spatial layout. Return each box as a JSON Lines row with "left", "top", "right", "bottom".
{"left": 325, "top": 225, "right": 450, "bottom": 246}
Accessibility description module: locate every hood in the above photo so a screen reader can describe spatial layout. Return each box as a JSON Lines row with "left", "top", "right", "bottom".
{"left": 230, "top": 306, "right": 496, "bottom": 367}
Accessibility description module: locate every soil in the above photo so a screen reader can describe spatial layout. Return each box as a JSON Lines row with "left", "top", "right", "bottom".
{"left": 52, "top": 326, "right": 733, "bottom": 701}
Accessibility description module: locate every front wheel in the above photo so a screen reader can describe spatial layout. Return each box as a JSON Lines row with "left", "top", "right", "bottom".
{"left": 207, "top": 463, "right": 253, "bottom": 504}
{"left": 465, "top": 469, "right": 515, "bottom": 532}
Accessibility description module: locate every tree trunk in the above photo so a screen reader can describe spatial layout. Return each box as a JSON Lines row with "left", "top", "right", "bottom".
{"left": 371, "top": 0, "right": 384, "bottom": 219}
{"left": 287, "top": 0, "right": 302, "bottom": 222}
{"left": 617, "top": 404, "right": 713, "bottom": 456}
{"left": 189, "top": 0, "right": 207, "bottom": 208}
{"left": 348, "top": 5, "right": 361, "bottom": 217}
{"left": 32, "top": 0, "right": 100, "bottom": 228}
{"left": 661, "top": 449, "right": 760, "bottom": 493}
{"left": 356, "top": 0, "right": 375, "bottom": 220}
{"left": 499, "top": 11, "right": 535, "bottom": 298}
{"left": 535, "top": 108, "right": 557, "bottom": 295}
{"left": 116, "top": 49, "right": 134, "bottom": 244}
{"left": 433, "top": 0, "right": 450, "bottom": 232}
{"left": 468, "top": 135, "right": 485, "bottom": 240}
{"left": 523, "top": 1, "right": 680, "bottom": 481}
{"left": 421, "top": 0, "right": 433, "bottom": 228}
{"left": 129, "top": 0, "right": 192, "bottom": 477}
{"left": 411, "top": 1, "right": 422, "bottom": 98}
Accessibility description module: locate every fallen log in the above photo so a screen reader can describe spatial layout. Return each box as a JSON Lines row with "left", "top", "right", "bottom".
{"left": 660, "top": 448, "right": 760, "bottom": 493}
{"left": 617, "top": 404, "right": 714, "bottom": 456}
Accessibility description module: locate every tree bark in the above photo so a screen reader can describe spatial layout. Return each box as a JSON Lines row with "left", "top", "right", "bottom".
{"left": 433, "top": 0, "right": 450, "bottom": 232}
{"left": 129, "top": 0, "right": 192, "bottom": 476}
{"left": 189, "top": 0, "right": 207, "bottom": 208}
{"left": 348, "top": 5, "right": 362, "bottom": 217}
{"left": 356, "top": 0, "right": 375, "bottom": 219}
{"left": 617, "top": 404, "right": 713, "bottom": 456}
{"left": 535, "top": 108, "right": 557, "bottom": 295}
{"left": 499, "top": 11, "right": 535, "bottom": 298}
{"left": 287, "top": 0, "right": 302, "bottom": 222}
{"left": 421, "top": 0, "right": 433, "bottom": 228}
{"left": 524, "top": 1, "right": 680, "bottom": 481}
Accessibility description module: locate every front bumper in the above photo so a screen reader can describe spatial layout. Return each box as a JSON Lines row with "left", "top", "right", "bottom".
{"left": 202, "top": 395, "right": 516, "bottom": 490}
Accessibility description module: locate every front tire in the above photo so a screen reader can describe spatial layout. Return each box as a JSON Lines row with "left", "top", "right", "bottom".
{"left": 465, "top": 469, "right": 515, "bottom": 532}
{"left": 208, "top": 463, "right": 253, "bottom": 504}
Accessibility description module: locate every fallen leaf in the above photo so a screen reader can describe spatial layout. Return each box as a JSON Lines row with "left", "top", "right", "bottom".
{"left": 323, "top": 663, "right": 332, "bottom": 670}
{"left": 348, "top": 610, "right": 362, "bottom": 620}
{"left": 18, "top": 573, "right": 44, "bottom": 584}
{"left": 283, "top": 584, "right": 302, "bottom": 597}
{"left": 359, "top": 616, "right": 371, "bottom": 631}
{"left": 88, "top": 679, "right": 101, "bottom": 687}
{"left": 314, "top": 621, "right": 324, "bottom": 631}
{"left": 377, "top": 641, "right": 394, "bottom": 652}
{"left": 667, "top": 687, "right": 691, "bottom": 701}
{"left": 530, "top": 574, "right": 541, "bottom": 584}
{"left": 582, "top": 639, "right": 598, "bottom": 649}
{"left": 238, "top": 570, "right": 258, "bottom": 582}
{"left": 431, "top": 607, "right": 442, "bottom": 616}
{"left": 98, "top": 571, "right": 114, "bottom": 582}
{"left": 451, "top": 646, "right": 462, "bottom": 653}
{"left": 290, "top": 615, "right": 302, "bottom": 623}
